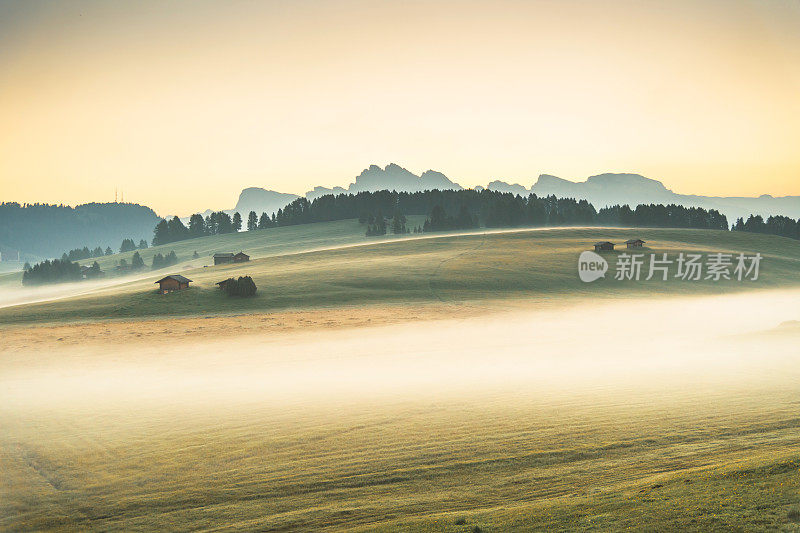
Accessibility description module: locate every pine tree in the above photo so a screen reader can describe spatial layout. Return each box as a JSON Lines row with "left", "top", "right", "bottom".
{"left": 105, "top": 246, "right": 113, "bottom": 256}
{"left": 189, "top": 213, "right": 206, "bottom": 237}
{"left": 232, "top": 212, "right": 242, "bottom": 232}
{"left": 390, "top": 211, "right": 407, "bottom": 234}
{"left": 247, "top": 211, "right": 258, "bottom": 231}
{"left": 166, "top": 216, "right": 189, "bottom": 242}
{"left": 131, "top": 251, "right": 145, "bottom": 270}
{"left": 120, "top": 238, "right": 136, "bottom": 253}
{"left": 152, "top": 219, "right": 169, "bottom": 246}
{"left": 138, "top": 239, "right": 148, "bottom": 249}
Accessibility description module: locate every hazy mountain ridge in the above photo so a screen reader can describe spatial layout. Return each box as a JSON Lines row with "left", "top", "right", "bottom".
{"left": 488, "top": 172, "right": 800, "bottom": 223}
{"left": 0, "top": 202, "right": 161, "bottom": 261}
{"left": 233, "top": 188, "right": 300, "bottom": 218}
{"left": 234, "top": 166, "right": 799, "bottom": 225}
{"left": 8, "top": 165, "right": 795, "bottom": 262}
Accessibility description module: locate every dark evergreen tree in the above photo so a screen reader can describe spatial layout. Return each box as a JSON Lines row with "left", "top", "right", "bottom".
{"left": 167, "top": 216, "right": 189, "bottom": 242}
{"left": 138, "top": 239, "right": 148, "bottom": 249}
{"left": 120, "top": 238, "right": 137, "bottom": 253}
{"left": 390, "top": 211, "right": 407, "bottom": 234}
{"left": 247, "top": 211, "right": 258, "bottom": 231}
{"left": 232, "top": 212, "right": 243, "bottom": 232}
{"left": 224, "top": 276, "right": 257, "bottom": 297}
{"left": 85, "top": 261, "right": 103, "bottom": 279}
{"left": 131, "top": 251, "right": 145, "bottom": 270}
{"left": 188, "top": 213, "right": 206, "bottom": 237}
{"left": 152, "top": 219, "right": 169, "bottom": 246}
{"left": 105, "top": 246, "right": 113, "bottom": 255}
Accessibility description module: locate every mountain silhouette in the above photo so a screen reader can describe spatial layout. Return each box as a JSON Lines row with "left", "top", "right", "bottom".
{"left": 230, "top": 165, "right": 799, "bottom": 224}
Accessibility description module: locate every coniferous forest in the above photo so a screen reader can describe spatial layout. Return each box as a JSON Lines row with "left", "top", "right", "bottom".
{"left": 731, "top": 214, "right": 800, "bottom": 240}
{"left": 149, "top": 190, "right": 732, "bottom": 247}
{"left": 21, "top": 258, "right": 82, "bottom": 286}
{"left": 0, "top": 202, "right": 160, "bottom": 258}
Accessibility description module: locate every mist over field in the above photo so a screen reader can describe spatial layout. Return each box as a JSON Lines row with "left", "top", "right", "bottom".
{"left": 2, "top": 290, "right": 800, "bottom": 531}
{"left": 3, "top": 290, "right": 799, "bottom": 412}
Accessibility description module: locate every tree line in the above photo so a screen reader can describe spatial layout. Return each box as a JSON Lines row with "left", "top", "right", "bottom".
{"left": 732, "top": 214, "right": 800, "bottom": 240}
{"left": 22, "top": 258, "right": 82, "bottom": 286}
{"left": 23, "top": 248, "right": 181, "bottom": 286}
{"left": 149, "top": 190, "right": 730, "bottom": 246}
{"left": 144, "top": 189, "right": 800, "bottom": 247}
{"left": 254, "top": 190, "right": 729, "bottom": 232}
{"left": 60, "top": 238, "right": 148, "bottom": 262}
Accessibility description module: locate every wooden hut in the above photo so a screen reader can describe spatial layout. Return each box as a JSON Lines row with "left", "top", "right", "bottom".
{"left": 626, "top": 239, "right": 645, "bottom": 249}
{"left": 594, "top": 241, "right": 615, "bottom": 252}
{"left": 233, "top": 252, "right": 250, "bottom": 263}
{"left": 213, "top": 253, "right": 235, "bottom": 265}
{"left": 155, "top": 274, "right": 192, "bottom": 294}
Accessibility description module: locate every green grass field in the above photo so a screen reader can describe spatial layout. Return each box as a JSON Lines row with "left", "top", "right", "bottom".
{"left": 2, "top": 223, "right": 800, "bottom": 532}
{"left": 1, "top": 223, "right": 798, "bottom": 324}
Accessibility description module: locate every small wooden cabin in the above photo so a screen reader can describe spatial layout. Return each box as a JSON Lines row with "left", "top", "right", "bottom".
{"left": 594, "top": 241, "right": 615, "bottom": 252}
{"left": 233, "top": 252, "right": 250, "bottom": 263}
{"left": 155, "top": 274, "right": 192, "bottom": 294}
{"left": 213, "top": 253, "right": 235, "bottom": 265}
{"left": 626, "top": 239, "right": 645, "bottom": 249}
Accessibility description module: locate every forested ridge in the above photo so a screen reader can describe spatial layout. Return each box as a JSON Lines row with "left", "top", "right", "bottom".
{"left": 0, "top": 202, "right": 160, "bottom": 259}
{"left": 150, "top": 189, "right": 733, "bottom": 246}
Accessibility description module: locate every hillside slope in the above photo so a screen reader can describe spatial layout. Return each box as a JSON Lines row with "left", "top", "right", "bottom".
{"left": 1, "top": 225, "right": 798, "bottom": 324}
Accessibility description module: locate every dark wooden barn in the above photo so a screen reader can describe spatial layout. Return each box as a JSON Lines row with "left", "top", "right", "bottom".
{"left": 594, "top": 241, "right": 615, "bottom": 252}
{"left": 213, "top": 253, "right": 235, "bottom": 265}
{"left": 233, "top": 252, "right": 250, "bottom": 263}
{"left": 626, "top": 239, "right": 645, "bottom": 249}
{"left": 155, "top": 274, "right": 192, "bottom": 294}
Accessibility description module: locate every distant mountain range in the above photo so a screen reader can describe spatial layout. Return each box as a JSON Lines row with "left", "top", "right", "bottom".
{"left": 226, "top": 163, "right": 463, "bottom": 217}
{"left": 5, "top": 164, "right": 797, "bottom": 262}
{"left": 231, "top": 164, "right": 800, "bottom": 225}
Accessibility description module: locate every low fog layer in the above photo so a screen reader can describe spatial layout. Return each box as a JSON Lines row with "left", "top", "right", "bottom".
{"left": 2, "top": 290, "right": 798, "bottom": 412}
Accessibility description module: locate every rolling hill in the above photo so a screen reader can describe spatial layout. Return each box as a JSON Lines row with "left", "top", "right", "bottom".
{"left": 1, "top": 221, "right": 798, "bottom": 324}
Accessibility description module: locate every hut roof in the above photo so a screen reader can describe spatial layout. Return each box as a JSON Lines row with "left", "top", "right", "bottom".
{"left": 216, "top": 278, "right": 234, "bottom": 286}
{"left": 213, "top": 252, "right": 235, "bottom": 258}
{"left": 625, "top": 239, "right": 645, "bottom": 244}
{"left": 594, "top": 241, "right": 615, "bottom": 246}
{"left": 155, "top": 274, "right": 192, "bottom": 284}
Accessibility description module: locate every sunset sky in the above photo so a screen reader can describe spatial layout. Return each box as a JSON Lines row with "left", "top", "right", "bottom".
{"left": 1, "top": 0, "right": 799, "bottom": 216}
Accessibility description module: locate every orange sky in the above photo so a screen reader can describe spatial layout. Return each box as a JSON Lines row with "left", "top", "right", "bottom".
{"left": 1, "top": 0, "right": 799, "bottom": 216}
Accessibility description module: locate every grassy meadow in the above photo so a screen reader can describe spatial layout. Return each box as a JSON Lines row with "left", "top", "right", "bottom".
{"left": 0, "top": 223, "right": 798, "bottom": 324}
{"left": 2, "top": 222, "right": 800, "bottom": 532}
